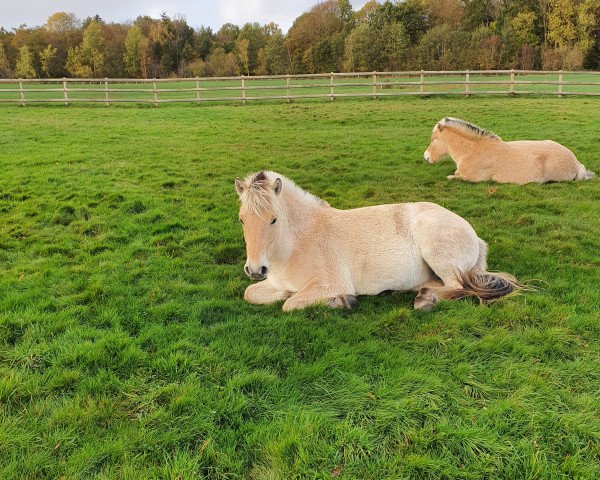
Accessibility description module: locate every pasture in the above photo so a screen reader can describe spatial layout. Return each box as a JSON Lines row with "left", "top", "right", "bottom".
{"left": 0, "top": 97, "right": 599, "bottom": 479}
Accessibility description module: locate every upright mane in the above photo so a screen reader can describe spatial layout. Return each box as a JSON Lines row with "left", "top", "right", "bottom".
{"left": 238, "top": 171, "right": 328, "bottom": 219}
{"left": 438, "top": 117, "right": 501, "bottom": 141}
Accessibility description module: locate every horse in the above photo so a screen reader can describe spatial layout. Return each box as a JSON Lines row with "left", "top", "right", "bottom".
{"left": 235, "top": 171, "right": 520, "bottom": 312}
{"left": 424, "top": 117, "right": 595, "bottom": 184}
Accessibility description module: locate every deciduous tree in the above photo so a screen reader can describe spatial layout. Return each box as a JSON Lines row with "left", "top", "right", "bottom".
{"left": 39, "top": 44, "right": 58, "bottom": 76}
{"left": 15, "top": 44, "right": 36, "bottom": 78}
{"left": 0, "top": 41, "right": 10, "bottom": 77}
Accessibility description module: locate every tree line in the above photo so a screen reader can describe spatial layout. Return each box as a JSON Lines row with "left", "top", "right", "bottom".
{"left": 1, "top": 0, "right": 599, "bottom": 79}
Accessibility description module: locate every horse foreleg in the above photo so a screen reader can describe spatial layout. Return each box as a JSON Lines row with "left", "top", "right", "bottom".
{"left": 282, "top": 278, "right": 355, "bottom": 312}
{"left": 244, "top": 280, "right": 290, "bottom": 305}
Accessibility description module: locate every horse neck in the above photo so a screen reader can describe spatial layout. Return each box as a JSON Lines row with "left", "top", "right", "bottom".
{"left": 444, "top": 128, "right": 484, "bottom": 161}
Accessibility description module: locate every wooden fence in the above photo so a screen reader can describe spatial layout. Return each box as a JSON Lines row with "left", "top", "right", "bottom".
{"left": 1, "top": 70, "right": 599, "bottom": 105}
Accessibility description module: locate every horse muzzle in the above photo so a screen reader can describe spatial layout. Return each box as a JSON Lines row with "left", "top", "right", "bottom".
{"left": 244, "top": 264, "right": 268, "bottom": 281}
{"left": 424, "top": 151, "right": 433, "bottom": 163}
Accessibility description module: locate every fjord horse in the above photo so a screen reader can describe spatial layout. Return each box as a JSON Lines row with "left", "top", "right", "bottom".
{"left": 424, "top": 117, "right": 595, "bottom": 184}
{"left": 235, "top": 171, "right": 519, "bottom": 311}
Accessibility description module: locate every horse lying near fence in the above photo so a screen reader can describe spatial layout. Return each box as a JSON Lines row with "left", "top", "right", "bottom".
{"left": 424, "top": 117, "right": 595, "bottom": 184}
{"left": 235, "top": 171, "right": 520, "bottom": 311}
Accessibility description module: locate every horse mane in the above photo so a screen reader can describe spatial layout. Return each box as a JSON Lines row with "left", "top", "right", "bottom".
{"left": 238, "top": 171, "right": 328, "bottom": 219}
{"left": 438, "top": 117, "right": 501, "bottom": 141}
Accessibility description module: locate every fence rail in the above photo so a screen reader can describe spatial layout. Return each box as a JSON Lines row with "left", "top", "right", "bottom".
{"left": 1, "top": 70, "right": 599, "bottom": 105}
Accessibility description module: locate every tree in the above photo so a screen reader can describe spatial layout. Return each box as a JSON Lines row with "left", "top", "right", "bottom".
{"left": 236, "top": 37, "right": 250, "bottom": 75}
{"left": 286, "top": 0, "right": 345, "bottom": 73}
{"left": 548, "top": 0, "right": 577, "bottom": 47}
{"left": 372, "top": 0, "right": 429, "bottom": 45}
{"left": 338, "top": 0, "right": 355, "bottom": 34}
{"left": 82, "top": 20, "right": 105, "bottom": 75}
{"left": 196, "top": 26, "right": 213, "bottom": 60}
{"left": 15, "top": 45, "right": 36, "bottom": 78}
{"left": 39, "top": 44, "right": 58, "bottom": 76}
{"left": 215, "top": 23, "right": 239, "bottom": 53}
{"left": 124, "top": 25, "right": 145, "bottom": 77}
{"left": 463, "top": 0, "right": 499, "bottom": 30}
{"left": 264, "top": 31, "right": 290, "bottom": 74}
{"left": 416, "top": 24, "right": 472, "bottom": 69}
{"left": 204, "top": 47, "right": 239, "bottom": 76}
{"left": 45, "top": 12, "right": 80, "bottom": 33}
{"left": 66, "top": 20, "right": 105, "bottom": 77}
{"left": 425, "top": 0, "right": 464, "bottom": 27}
{"left": 344, "top": 20, "right": 408, "bottom": 71}
{"left": 0, "top": 41, "right": 10, "bottom": 77}
{"left": 577, "top": 0, "right": 599, "bottom": 53}
{"left": 511, "top": 11, "right": 540, "bottom": 47}
{"left": 66, "top": 46, "right": 91, "bottom": 76}
{"left": 236, "top": 23, "right": 268, "bottom": 75}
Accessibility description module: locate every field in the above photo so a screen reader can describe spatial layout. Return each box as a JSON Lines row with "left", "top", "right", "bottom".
{"left": 0, "top": 97, "right": 599, "bottom": 479}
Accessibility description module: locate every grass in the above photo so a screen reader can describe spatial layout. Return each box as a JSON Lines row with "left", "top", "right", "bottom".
{"left": 1, "top": 72, "right": 600, "bottom": 104}
{"left": 0, "top": 96, "right": 599, "bottom": 479}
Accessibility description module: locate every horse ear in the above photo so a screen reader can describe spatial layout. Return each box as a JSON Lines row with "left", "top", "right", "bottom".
{"left": 235, "top": 177, "right": 245, "bottom": 196}
{"left": 273, "top": 178, "right": 282, "bottom": 196}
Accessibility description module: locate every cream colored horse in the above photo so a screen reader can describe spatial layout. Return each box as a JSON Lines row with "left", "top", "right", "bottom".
{"left": 235, "top": 171, "right": 519, "bottom": 311}
{"left": 424, "top": 117, "right": 595, "bottom": 184}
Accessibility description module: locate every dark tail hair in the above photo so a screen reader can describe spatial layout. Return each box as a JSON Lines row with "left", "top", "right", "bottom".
{"left": 445, "top": 270, "right": 522, "bottom": 302}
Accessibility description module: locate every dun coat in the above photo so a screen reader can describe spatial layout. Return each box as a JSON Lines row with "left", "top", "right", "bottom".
{"left": 235, "top": 171, "right": 519, "bottom": 311}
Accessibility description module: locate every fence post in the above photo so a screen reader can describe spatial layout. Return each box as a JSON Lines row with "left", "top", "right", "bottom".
{"left": 420, "top": 70, "right": 424, "bottom": 96}
{"left": 509, "top": 69, "right": 515, "bottom": 95}
{"left": 195, "top": 77, "right": 200, "bottom": 104}
{"left": 372, "top": 71, "right": 377, "bottom": 99}
{"left": 558, "top": 71, "right": 563, "bottom": 97}
{"left": 465, "top": 70, "right": 470, "bottom": 96}
{"left": 63, "top": 77, "right": 68, "bottom": 106}
{"left": 18, "top": 79, "right": 25, "bottom": 106}
{"left": 241, "top": 75, "right": 246, "bottom": 104}
{"left": 152, "top": 79, "right": 158, "bottom": 106}
{"left": 330, "top": 72, "right": 334, "bottom": 101}
{"left": 104, "top": 77, "right": 110, "bottom": 106}
{"left": 286, "top": 74, "right": 291, "bottom": 102}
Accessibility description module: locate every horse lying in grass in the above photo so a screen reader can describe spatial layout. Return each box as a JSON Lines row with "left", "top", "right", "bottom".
{"left": 424, "top": 117, "right": 595, "bottom": 184}
{"left": 235, "top": 171, "right": 519, "bottom": 311}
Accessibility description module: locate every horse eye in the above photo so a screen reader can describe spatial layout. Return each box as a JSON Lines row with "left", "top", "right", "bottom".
{"left": 239, "top": 218, "right": 244, "bottom": 225}
{"left": 271, "top": 218, "right": 277, "bottom": 225}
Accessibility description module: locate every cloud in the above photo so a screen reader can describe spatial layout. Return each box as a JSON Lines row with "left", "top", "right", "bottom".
{"left": 2, "top": 0, "right": 369, "bottom": 32}
{"left": 219, "top": 0, "right": 315, "bottom": 29}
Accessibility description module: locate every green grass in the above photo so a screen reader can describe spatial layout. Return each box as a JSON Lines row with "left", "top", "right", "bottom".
{"left": 0, "top": 97, "right": 599, "bottom": 479}
{"left": 1, "top": 72, "right": 599, "bottom": 103}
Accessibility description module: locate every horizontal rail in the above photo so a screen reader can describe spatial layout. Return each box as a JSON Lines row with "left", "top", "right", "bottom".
{"left": 1, "top": 70, "right": 599, "bottom": 105}
{"left": 1, "top": 69, "right": 600, "bottom": 84}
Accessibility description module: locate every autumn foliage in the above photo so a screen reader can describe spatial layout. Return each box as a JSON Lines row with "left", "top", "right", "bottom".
{"left": 0, "top": 0, "right": 599, "bottom": 78}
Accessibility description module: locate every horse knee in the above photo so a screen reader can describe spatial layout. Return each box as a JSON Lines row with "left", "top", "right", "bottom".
{"left": 244, "top": 285, "right": 261, "bottom": 304}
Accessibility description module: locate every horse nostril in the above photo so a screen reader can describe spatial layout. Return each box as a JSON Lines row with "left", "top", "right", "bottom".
{"left": 244, "top": 265, "right": 251, "bottom": 276}
{"left": 260, "top": 266, "right": 268, "bottom": 276}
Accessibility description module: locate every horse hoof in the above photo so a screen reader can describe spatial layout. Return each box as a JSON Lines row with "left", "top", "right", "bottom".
{"left": 328, "top": 295, "right": 357, "bottom": 309}
{"left": 414, "top": 300, "right": 435, "bottom": 311}
{"left": 414, "top": 289, "right": 438, "bottom": 311}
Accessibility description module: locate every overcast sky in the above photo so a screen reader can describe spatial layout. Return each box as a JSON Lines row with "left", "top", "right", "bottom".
{"left": 2, "top": 1, "right": 369, "bottom": 32}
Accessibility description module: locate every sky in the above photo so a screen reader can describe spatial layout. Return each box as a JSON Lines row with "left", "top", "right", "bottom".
{"left": 1, "top": 0, "right": 369, "bottom": 32}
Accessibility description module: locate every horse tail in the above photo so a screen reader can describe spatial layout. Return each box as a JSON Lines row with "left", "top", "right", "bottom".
{"left": 575, "top": 163, "right": 595, "bottom": 180}
{"left": 445, "top": 269, "right": 522, "bottom": 302}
